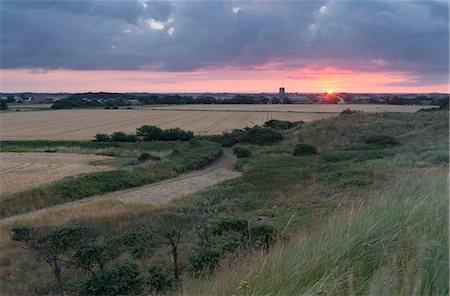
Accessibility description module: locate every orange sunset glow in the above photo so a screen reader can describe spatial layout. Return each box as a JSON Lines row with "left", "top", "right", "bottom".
{"left": 1, "top": 68, "right": 448, "bottom": 93}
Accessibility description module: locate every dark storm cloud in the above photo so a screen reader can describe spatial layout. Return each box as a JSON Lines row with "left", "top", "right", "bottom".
{"left": 1, "top": 0, "right": 448, "bottom": 83}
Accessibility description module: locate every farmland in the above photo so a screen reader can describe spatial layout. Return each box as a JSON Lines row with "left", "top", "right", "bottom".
{"left": 0, "top": 104, "right": 429, "bottom": 140}
{"left": 0, "top": 152, "right": 113, "bottom": 195}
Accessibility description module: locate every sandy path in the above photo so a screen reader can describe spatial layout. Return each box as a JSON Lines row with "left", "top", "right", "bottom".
{"left": 0, "top": 150, "right": 241, "bottom": 225}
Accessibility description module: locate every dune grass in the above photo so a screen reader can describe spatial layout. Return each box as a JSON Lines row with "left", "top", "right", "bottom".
{"left": 185, "top": 170, "right": 448, "bottom": 295}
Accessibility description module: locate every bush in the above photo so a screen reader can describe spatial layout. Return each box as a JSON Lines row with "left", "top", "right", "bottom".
{"left": 263, "top": 119, "right": 301, "bottom": 130}
{"left": 136, "top": 125, "right": 163, "bottom": 141}
{"left": 210, "top": 217, "right": 247, "bottom": 236}
{"left": 249, "top": 224, "right": 277, "bottom": 249}
{"left": 160, "top": 128, "right": 194, "bottom": 141}
{"left": 340, "top": 108, "right": 361, "bottom": 116}
{"left": 94, "top": 133, "right": 111, "bottom": 142}
{"left": 110, "top": 132, "right": 137, "bottom": 142}
{"left": 293, "top": 144, "right": 318, "bottom": 156}
{"left": 244, "top": 127, "right": 283, "bottom": 145}
{"left": 147, "top": 266, "right": 176, "bottom": 294}
{"left": 137, "top": 152, "right": 161, "bottom": 162}
{"left": 232, "top": 146, "right": 252, "bottom": 158}
{"left": 81, "top": 261, "right": 143, "bottom": 296}
{"left": 363, "top": 135, "right": 400, "bottom": 147}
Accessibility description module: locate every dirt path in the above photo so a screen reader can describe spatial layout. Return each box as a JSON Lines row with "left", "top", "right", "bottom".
{"left": 0, "top": 150, "right": 241, "bottom": 225}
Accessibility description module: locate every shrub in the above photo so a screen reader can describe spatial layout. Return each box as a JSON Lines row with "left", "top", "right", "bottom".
{"left": 147, "top": 266, "right": 176, "bottom": 294}
{"left": 94, "top": 133, "right": 111, "bottom": 142}
{"left": 137, "top": 152, "right": 161, "bottom": 162}
{"left": 160, "top": 128, "right": 194, "bottom": 141}
{"left": 363, "top": 135, "right": 400, "bottom": 147}
{"left": 136, "top": 125, "right": 163, "bottom": 141}
{"left": 210, "top": 217, "right": 247, "bottom": 236}
{"left": 264, "top": 119, "right": 301, "bottom": 130}
{"left": 293, "top": 144, "right": 318, "bottom": 156}
{"left": 340, "top": 108, "right": 361, "bottom": 116}
{"left": 110, "top": 131, "right": 137, "bottom": 142}
{"left": 249, "top": 224, "right": 277, "bottom": 249}
{"left": 81, "top": 260, "right": 143, "bottom": 296}
{"left": 188, "top": 232, "right": 241, "bottom": 274}
{"left": 244, "top": 127, "right": 283, "bottom": 145}
{"left": 232, "top": 146, "right": 252, "bottom": 158}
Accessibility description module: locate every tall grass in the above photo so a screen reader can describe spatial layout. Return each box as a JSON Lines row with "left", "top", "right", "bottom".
{"left": 186, "top": 170, "right": 448, "bottom": 295}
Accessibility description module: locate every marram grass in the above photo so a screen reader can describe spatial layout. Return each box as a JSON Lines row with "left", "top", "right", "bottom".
{"left": 186, "top": 170, "right": 448, "bottom": 295}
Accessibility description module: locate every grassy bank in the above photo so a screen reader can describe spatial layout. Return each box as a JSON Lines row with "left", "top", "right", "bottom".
{"left": 186, "top": 170, "right": 448, "bottom": 295}
{"left": 0, "top": 140, "right": 222, "bottom": 218}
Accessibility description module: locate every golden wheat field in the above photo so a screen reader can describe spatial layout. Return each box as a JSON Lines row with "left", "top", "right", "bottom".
{"left": 0, "top": 152, "right": 113, "bottom": 195}
{"left": 0, "top": 104, "right": 429, "bottom": 140}
{"left": 0, "top": 109, "right": 336, "bottom": 140}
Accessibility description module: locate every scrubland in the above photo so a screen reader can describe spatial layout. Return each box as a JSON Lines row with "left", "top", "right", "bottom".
{"left": 0, "top": 110, "right": 447, "bottom": 296}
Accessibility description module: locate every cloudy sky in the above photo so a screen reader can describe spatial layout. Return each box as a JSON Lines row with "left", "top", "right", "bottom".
{"left": 1, "top": 0, "right": 448, "bottom": 93}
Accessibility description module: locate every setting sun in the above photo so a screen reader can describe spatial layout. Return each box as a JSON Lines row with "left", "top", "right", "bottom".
{"left": 326, "top": 90, "right": 334, "bottom": 94}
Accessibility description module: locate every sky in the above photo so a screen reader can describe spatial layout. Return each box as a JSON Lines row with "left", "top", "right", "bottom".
{"left": 1, "top": 0, "right": 449, "bottom": 93}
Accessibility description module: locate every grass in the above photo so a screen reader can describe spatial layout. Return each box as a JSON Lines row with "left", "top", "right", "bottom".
{"left": 0, "top": 111, "right": 447, "bottom": 295}
{"left": 185, "top": 169, "right": 448, "bottom": 295}
{"left": 0, "top": 140, "right": 222, "bottom": 218}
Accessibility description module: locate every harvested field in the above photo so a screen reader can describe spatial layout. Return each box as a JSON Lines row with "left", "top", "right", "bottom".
{"left": 0, "top": 152, "right": 113, "bottom": 195}
{"left": 151, "top": 104, "right": 431, "bottom": 113}
{"left": 0, "top": 109, "right": 335, "bottom": 140}
{"left": 0, "top": 104, "right": 428, "bottom": 140}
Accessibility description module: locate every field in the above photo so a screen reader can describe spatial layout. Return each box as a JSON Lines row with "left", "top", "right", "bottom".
{"left": 152, "top": 103, "right": 430, "bottom": 113}
{"left": 0, "top": 104, "right": 429, "bottom": 140}
{"left": 0, "top": 152, "right": 113, "bottom": 195}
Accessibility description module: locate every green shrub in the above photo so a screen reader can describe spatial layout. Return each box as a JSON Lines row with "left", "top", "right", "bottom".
{"left": 81, "top": 260, "right": 143, "bottom": 296}
{"left": 340, "top": 108, "right": 361, "bottom": 116}
{"left": 293, "top": 144, "right": 318, "bottom": 156}
{"left": 137, "top": 152, "right": 161, "bottom": 162}
{"left": 249, "top": 224, "right": 277, "bottom": 249}
{"left": 244, "top": 127, "right": 283, "bottom": 145}
{"left": 110, "top": 131, "right": 137, "bottom": 142}
{"left": 232, "top": 146, "right": 252, "bottom": 158}
{"left": 160, "top": 128, "right": 194, "bottom": 141}
{"left": 263, "top": 119, "right": 302, "bottom": 130}
{"left": 363, "top": 135, "right": 400, "bottom": 147}
{"left": 136, "top": 125, "right": 163, "bottom": 141}
{"left": 210, "top": 217, "right": 248, "bottom": 236}
{"left": 94, "top": 133, "right": 111, "bottom": 142}
{"left": 147, "top": 266, "right": 176, "bottom": 294}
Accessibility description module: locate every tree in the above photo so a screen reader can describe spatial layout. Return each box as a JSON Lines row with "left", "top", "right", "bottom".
{"left": 11, "top": 224, "right": 89, "bottom": 296}
{"left": 6, "top": 95, "right": 15, "bottom": 103}
{"left": 154, "top": 212, "right": 192, "bottom": 280}
{"left": 0, "top": 99, "right": 8, "bottom": 110}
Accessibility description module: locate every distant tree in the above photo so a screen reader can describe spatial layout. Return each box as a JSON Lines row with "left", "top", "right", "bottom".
{"left": 6, "top": 95, "right": 15, "bottom": 103}
{"left": 0, "top": 99, "right": 8, "bottom": 110}
{"left": 110, "top": 131, "right": 136, "bottom": 142}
